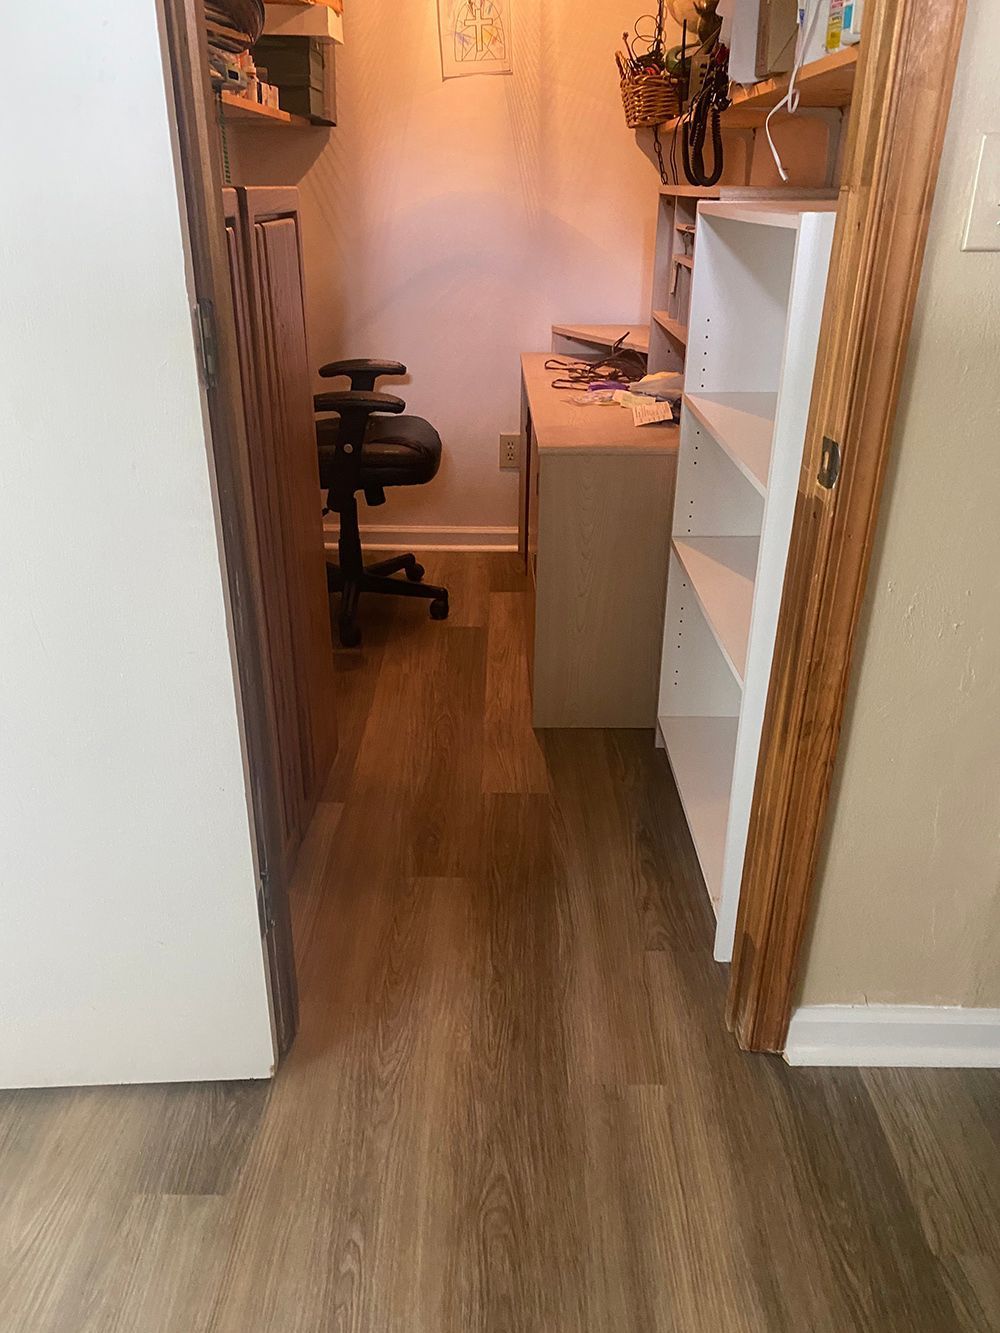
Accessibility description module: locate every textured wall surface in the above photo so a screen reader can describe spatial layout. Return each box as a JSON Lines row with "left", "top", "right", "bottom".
{"left": 230, "top": 1, "right": 678, "bottom": 532}
{"left": 800, "top": 3, "right": 1000, "bottom": 1007}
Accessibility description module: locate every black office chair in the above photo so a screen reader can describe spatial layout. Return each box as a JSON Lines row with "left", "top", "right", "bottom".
{"left": 315, "top": 358, "right": 449, "bottom": 647}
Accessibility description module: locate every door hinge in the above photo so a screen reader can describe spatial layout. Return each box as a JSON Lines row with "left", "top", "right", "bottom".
{"left": 257, "top": 867, "right": 274, "bottom": 936}
{"left": 818, "top": 435, "right": 842, "bottom": 489}
{"left": 194, "top": 299, "right": 219, "bottom": 389}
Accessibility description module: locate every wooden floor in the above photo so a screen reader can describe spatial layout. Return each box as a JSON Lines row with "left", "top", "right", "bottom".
{"left": 2, "top": 553, "right": 998, "bottom": 1331}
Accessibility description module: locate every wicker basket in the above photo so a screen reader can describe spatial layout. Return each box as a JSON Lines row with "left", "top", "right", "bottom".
{"left": 620, "top": 71, "right": 681, "bottom": 129}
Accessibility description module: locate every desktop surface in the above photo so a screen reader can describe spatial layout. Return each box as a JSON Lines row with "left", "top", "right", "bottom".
{"left": 521, "top": 354, "right": 680, "bottom": 456}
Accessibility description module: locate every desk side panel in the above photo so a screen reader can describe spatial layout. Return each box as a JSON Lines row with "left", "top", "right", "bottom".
{"left": 532, "top": 453, "right": 677, "bottom": 728}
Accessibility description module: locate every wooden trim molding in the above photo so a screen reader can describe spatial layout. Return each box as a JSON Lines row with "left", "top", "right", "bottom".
{"left": 727, "top": 0, "right": 968, "bottom": 1052}
{"left": 785, "top": 1006, "right": 1000, "bottom": 1069}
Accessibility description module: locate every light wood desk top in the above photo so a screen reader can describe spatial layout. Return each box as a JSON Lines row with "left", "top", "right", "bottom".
{"left": 521, "top": 353, "right": 680, "bottom": 457}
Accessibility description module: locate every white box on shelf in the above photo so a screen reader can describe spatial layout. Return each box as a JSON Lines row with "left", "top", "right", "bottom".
{"left": 263, "top": 4, "right": 344, "bottom": 42}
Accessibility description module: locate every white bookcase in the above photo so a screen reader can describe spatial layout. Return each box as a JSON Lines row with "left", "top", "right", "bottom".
{"left": 657, "top": 199, "right": 837, "bottom": 962}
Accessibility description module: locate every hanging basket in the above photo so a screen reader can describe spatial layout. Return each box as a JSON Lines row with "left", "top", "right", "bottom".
{"left": 620, "top": 71, "right": 681, "bottom": 130}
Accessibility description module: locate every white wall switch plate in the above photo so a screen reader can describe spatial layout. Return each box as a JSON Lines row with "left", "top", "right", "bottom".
{"left": 499, "top": 434, "right": 520, "bottom": 470}
{"left": 963, "top": 133, "right": 1000, "bottom": 252}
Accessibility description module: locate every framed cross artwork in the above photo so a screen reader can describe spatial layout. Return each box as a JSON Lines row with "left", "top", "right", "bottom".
{"left": 438, "top": 0, "right": 513, "bottom": 78}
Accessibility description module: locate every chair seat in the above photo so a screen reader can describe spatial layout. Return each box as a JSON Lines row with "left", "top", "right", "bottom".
{"left": 317, "top": 414, "right": 442, "bottom": 492}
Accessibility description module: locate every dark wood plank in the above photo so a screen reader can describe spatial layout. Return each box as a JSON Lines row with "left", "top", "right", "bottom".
{"left": 482, "top": 593, "right": 550, "bottom": 795}
{"left": 864, "top": 1068, "right": 1000, "bottom": 1330}
{"left": 135, "top": 1082, "right": 270, "bottom": 1197}
{"left": 541, "top": 729, "right": 671, "bottom": 1085}
{"left": 440, "top": 795, "right": 590, "bottom": 1333}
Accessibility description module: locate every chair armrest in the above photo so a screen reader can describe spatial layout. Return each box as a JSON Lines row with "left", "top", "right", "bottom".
{"left": 318, "top": 358, "right": 407, "bottom": 391}
{"left": 314, "top": 390, "right": 406, "bottom": 415}
{"left": 314, "top": 392, "right": 406, "bottom": 478}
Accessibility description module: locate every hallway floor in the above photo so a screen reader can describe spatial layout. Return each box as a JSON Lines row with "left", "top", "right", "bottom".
{"left": 2, "top": 553, "right": 999, "bottom": 1331}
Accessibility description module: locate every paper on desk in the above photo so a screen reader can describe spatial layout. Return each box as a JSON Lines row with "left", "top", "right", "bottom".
{"left": 630, "top": 398, "right": 675, "bottom": 427}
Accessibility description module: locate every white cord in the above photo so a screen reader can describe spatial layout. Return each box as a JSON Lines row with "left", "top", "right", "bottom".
{"left": 765, "top": 0, "right": 826, "bottom": 181}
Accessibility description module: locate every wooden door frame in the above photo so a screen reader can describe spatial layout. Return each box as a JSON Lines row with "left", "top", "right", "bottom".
{"left": 159, "top": 0, "right": 300, "bottom": 1053}
{"left": 727, "top": 0, "right": 968, "bottom": 1051}
{"left": 158, "top": 0, "right": 969, "bottom": 1057}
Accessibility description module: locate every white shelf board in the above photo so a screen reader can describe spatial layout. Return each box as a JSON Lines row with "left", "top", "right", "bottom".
{"left": 698, "top": 200, "right": 838, "bottom": 230}
{"left": 658, "top": 715, "right": 739, "bottom": 912}
{"left": 683, "top": 392, "right": 777, "bottom": 495}
{"left": 673, "top": 537, "right": 759, "bottom": 684}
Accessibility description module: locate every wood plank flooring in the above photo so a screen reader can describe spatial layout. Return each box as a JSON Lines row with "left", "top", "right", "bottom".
{"left": 1, "top": 552, "right": 998, "bottom": 1331}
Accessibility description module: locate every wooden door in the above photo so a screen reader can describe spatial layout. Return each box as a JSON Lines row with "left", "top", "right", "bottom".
{"left": 225, "top": 192, "right": 308, "bottom": 871}
{"left": 222, "top": 189, "right": 338, "bottom": 1051}
{"left": 248, "top": 196, "right": 337, "bottom": 819}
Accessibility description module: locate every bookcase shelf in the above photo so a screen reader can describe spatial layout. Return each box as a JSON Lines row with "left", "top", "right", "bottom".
{"left": 657, "top": 200, "right": 836, "bottom": 961}
{"left": 656, "top": 715, "right": 738, "bottom": 911}
{"left": 647, "top": 187, "right": 833, "bottom": 381}
{"left": 652, "top": 310, "right": 687, "bottom": 345}
{"left": 673, "top": 537, "right": 759, "bottom": 684}
{"left": 683, "top": 392, "right": 777, "bottom": 494}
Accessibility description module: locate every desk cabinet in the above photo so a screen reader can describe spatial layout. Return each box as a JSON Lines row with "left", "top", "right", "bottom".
{"left": 520, "top": 355, "right": 678, "bottom": 728}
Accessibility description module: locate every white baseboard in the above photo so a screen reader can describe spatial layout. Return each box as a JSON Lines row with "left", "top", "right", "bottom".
{"left": 323, "top": 522, "right": 518, "bottom": 553}
{"left": 785, "top": 1004, "right": 1000, "bottom": 1068}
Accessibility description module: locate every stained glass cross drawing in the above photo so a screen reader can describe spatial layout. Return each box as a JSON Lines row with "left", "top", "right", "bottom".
{"left": 439, "top": 0, "right": 512, "bottom": 78}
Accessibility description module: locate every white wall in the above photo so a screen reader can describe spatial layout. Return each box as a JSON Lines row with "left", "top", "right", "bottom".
{"left": 798, "top": 2, "right": 1000, "bottom": 1009}
{"left": 0, "top": 2, "right": 275, "bottom": 1085}
{"left": 231, "top": 1, "right": 678, "bottom": 533}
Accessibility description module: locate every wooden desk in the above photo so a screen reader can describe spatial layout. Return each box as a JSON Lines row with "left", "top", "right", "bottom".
{"left": 520, "top": 353, "right": 679, "bottom": 727}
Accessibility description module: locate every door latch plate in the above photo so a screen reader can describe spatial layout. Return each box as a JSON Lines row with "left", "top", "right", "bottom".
{"left": 818, "top": 435, "right": 841, "bottom": 489}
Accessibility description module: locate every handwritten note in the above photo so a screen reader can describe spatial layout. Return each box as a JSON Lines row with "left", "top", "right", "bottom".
{"left": 631, "top": 398, "right": 675, "bottom": 427}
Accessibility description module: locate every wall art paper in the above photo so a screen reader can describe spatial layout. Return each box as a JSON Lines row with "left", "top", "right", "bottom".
{"left": 438, "top": 0, "right": 513, "bottom": 79}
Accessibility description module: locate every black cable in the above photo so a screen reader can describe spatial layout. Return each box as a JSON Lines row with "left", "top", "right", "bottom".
{"left": 681, "top": 46, "right": 729, "bottom": 188}
{"left": 545, "top": 337, "right": 647, "bottom": 391}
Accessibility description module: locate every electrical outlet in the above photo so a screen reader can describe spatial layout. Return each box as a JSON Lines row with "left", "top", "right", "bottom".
{"left": 499, "top": 434, "right": 520, "bottom": 471}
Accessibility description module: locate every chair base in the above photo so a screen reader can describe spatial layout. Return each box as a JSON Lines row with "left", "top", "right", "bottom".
{"left": 327, "top": 553, "right": 449, "bottom": 647}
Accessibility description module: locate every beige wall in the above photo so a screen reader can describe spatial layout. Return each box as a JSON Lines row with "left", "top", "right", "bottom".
{"left": 230, "top": 2, "right": 680, "bottom": 532}
{"left": 798, "top": 2, "right": 1000, "bottom": 1009}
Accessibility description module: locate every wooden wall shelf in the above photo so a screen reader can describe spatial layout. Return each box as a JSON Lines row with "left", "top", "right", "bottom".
{"left": 267, "top": 0, "right": 343, "bottom": 11}
{"left": 550, "top": 323, "right": 650, "bottom": 356}
{"left": 661, "top": 48, "right": 858, "bottom": 132}
{"left": 221, "top": 90, "right": 313, "bottom": 128}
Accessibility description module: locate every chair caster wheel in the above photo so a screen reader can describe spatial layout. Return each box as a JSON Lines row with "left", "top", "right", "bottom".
{"left": 406, "top": 562, "right": 425, "bottom": 583}
{"left": 339, "top": 618, "right": 362, "bottom": 648}
{"left": 429, "top": 597, "right": 449, "bottom": 621}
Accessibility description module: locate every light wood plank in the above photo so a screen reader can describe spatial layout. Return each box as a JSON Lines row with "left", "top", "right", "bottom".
{"left": 652, "top": 310, "right": 688, "bottom": 345}
{"left": 522, "top": 354, "right": 678, "bottom": 455}
{"left": 660, "top": 48, "right": 859, "bottom": 132}
{"left": 532, "top": 453, "right": 675, "bottom": 727}
{"left": 551, "top": 323, "right": 650, "bottom": 355}
{"left": 221, "top": 91, "right": 311, "bottom": 129}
